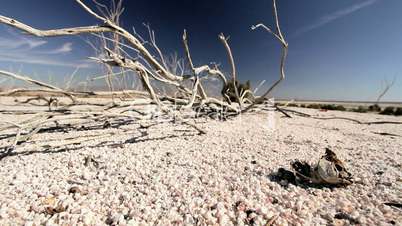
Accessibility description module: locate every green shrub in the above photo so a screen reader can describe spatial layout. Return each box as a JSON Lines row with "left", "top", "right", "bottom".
{"left": 368, "top": 104, "right": 381, "bottom": 112}
{"left": 287, "top": 103, "right": 298, "bottom": 107}
{"left": 335, "top": 105, "right": 346, "bottom": 111}
{"left": 380, "top": 106, "right": 395, "bottom": 115}
{"left": 318, "top": 104, "right": 346, "bottom": 111}
{"left": 394, "top": 107, "right": 402, "bottom": 116}
{"left": 307, "top": 104, "right": 321, "bottom": 109}
{"left": 321, "top": 104, "right": 336, "bottom": 110}
{"left": 352, "top": 106, "right": 368, "bottom": 113}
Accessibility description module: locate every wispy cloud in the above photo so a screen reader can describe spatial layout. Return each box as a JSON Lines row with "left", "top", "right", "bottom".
{"left": 0, "top": 52, "right": 91, "bottom": 68}
{"left": 294, "top": 0, "right": 379, "bottom": 36}
{"left": 0, "top": 36, "right": 47, "bottom": 50}
{"left": 0, "top": 27, "right": 48, "bottom": 49}
{"left": 0, "top": 28, "right": 88, "bottom": 68}
{"left": 43, "top": 42, "right": 73, "bottom": 54}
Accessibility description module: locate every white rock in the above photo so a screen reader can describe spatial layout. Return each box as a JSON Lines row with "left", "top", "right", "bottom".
{"left": 127, "top": 219, "right": 139, "bottom": 226}
{"left": 24, "top": 221, "right": 34, "bottom": 226}
{"left": 82, "top": 211, "right": 95, "bottom": 225}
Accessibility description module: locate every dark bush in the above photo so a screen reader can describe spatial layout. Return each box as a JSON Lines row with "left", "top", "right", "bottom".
{"left": 319, "top": 104, "right": 346, "bottom": 111}
{"left": 394, "top": 107, "right": 402, "bottom": 116}
{"left": 307, "top": 104, "right": 321, "bottom": 109}
{"left": 287, "top": 103, "right": 298, "bottom": 107}
{"left": 300, "top": 104, "right": 306, "bottom": 108}
{"left": 321, "top": 104, "right": 337, "bottom": 110}
{"left": 222, "top": 79, "right": 253, "bottom": 103}
{"left": 380, "top": 106, "right": 395, "bottom": 115}
{"left": 352, "top": 106, "right": 368, "bottom": 113}
{"left": 368, "top": 104, "right": 381, "bottom": 112}
{"left": 335, "top": 105, "right": 346, "bottom": 111}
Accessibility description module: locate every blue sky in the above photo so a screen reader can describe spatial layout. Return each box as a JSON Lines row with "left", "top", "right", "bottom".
{"left": 0, "top": 0, "right": 401, "bottom": 101}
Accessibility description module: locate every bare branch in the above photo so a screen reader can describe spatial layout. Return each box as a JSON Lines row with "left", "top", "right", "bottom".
{"left": 243, "top": 0, "right": 288, "bottom": 113}
{"left": 0, "top": 70, "right": 63, "bottom": 91}
{"left": 0, "top": 15, "right": 112, "bottom": 36}
{"left": 144, "top": 23, "right": 168, "bottom": 69}
{"left": 182, "top": 30, "right": 195, "bottom": 71}
{"left": 219, "top": 33, "right": 242, "bottom": 108}
{"left": 75, "top": 0, "right": 107, "bottom": 21}
{"left": 0, "top": 1, "right": 181, "bottom": 82}
{"left": 182, "top": 77, "right": 200, "bottom": 109}
{"left": 182, "top": 30, "right": 228, "bottom": 101}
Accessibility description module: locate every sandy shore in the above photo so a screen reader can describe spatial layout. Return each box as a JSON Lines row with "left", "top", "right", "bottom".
{"left": 0, "top": 106, "right": 401, "bottom": 225}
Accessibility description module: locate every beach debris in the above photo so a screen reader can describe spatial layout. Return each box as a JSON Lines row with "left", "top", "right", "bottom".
{"left": 68, "top": 186, "right": 81, "bottom": 194}
{"left": 372, "top": 131, "right": 401, "bottom": 137}
{"left": 102, "top": 120, "right": 111, "bottom": 129}
{"left": 45, "top": 204, "right": 66, "bottom": 215}
{"left": 274, "top": 148, "right": 353, "bottom": 187}
{"left": 266, "top": 215, "right": 279, "bottom": 226}
{"left": 245, "top": 209, "right": 258, "bottom": 225}
{"left": 42, "top": 196, "right": 66, "bottom": 215}
{"left": 384, "top": 202, "right": 402, "bottom": 209}
{"left": 275, "top": 168, "right": 296, "bottom": 185}
{"left": 235, "top": 201, "right": 247, "bottom": 212}
{"left": 84, "top": 155, "right": 100, "bottom": 168}
{"left": 68, "top": 186, "right": 88, "bottom": 195}
{"left": 42, "top": 196, "right": 56, "bottom": 206}
{"left": 334, "top": 212, "right": 360, "bottom": 225}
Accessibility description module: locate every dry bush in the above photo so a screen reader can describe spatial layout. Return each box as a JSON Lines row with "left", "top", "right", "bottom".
{"left": 368, "top": 104, "right": 381, "bottom": 112}
{"left": 380, "top": 106, "right": 395, "bottom": 115}
{"left": 351, "top": 106, "right": 368, "bottom": 113}
{"left": 307, "top": 104, "right": 321, "bottom": 109}
{"left": 287, "top": 103, "right": 298, "bottom": 107}
{"left": 394, "top": 107, "right": 402, "bottom": 116}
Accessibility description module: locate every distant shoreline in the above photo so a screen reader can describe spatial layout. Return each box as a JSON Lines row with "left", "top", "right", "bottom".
{"left": 275, "top": 99, "right": 402, "bottom": 105}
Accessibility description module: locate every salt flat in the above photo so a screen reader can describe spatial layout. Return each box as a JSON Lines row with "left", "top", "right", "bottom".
{"left": 0, "top": 107, "right": 401, "bottom": 225}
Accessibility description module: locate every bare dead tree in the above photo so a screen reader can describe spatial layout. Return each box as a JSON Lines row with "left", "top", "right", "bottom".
{"left": 0, "top": 0, "right": 291, "bottom": 156}
{"left": 1, "top": 0, "right": 287, "bottom": 112}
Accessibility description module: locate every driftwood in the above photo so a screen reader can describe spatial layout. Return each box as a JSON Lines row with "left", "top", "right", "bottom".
{"left": 0, "top": 0, "right": 289, "bottom": 158}
{"left": 0, "top": 0, "right": 289, "bottom": 111}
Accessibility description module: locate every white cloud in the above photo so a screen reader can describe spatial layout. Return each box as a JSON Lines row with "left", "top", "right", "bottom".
{"left": 0, "top": 50, "right": 91, "bottom": 68}
{"left": 0, "top": 29, "right": 85, "bottom": 68}
{"left": 44, "top": 42, "right": 73, "bottom": 54}
{"left": 0, "top": 36, "right": 47, "bottom": 50}
{"left": 295, "top": 0, "right": 379, "bottom": 36}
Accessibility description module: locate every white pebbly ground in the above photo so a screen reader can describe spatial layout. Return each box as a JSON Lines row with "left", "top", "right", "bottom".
{"left": 0, "top": 107, "right": 401, "bottom": 225}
